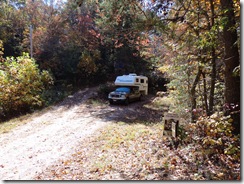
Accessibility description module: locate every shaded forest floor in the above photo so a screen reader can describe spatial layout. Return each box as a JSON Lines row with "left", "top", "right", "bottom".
{"left": 35, "top": 89, "right": 237, "bottom": 180}
{"left": 0, "top": 86, "right": 239, "bottom": 180}
{"left": 36, "top": 121, "right": 237, "bottom": 180}
{"left": 36, "top": 122, "right": 201, "bottom": 180}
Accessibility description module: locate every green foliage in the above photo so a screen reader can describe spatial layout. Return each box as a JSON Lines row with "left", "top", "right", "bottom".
{"left": 0, "top": 0, "right": 26, "bottom": 57}
{"left": 94, "top": 0, "right": 151, "bottom": 75}
{"left": 151, "top": 0, "right": 240, "bottom": 123}
{"left": 77, "top": 49, "right": 99, "bottom": 75}
{"left": 165, "top": 62, "right": 193, "bottom": 120}
{"left": 97, "top": 83, "right": 115, "bottom": 99}
{"left": 0, "top": 53, "right": 53, "bottom": 119}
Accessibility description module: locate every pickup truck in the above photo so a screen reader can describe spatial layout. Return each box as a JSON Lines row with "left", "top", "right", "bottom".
{"left": 108, "top": 86, "right": 142, "bottom": 105}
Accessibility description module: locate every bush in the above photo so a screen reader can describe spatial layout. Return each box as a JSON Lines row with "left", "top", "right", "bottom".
{"left": 97, "top": 83, "right": 115, "bottom": 99}
{"left": 0, "top": 53, "right": 53, "bottom": 120}
{"left": 183, "top": 112, "right": 240, "bottom": 179}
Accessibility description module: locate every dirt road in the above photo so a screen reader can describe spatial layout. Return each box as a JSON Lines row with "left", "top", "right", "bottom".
{"left": 0, "top": 87, "right": 160, "bottom": 180}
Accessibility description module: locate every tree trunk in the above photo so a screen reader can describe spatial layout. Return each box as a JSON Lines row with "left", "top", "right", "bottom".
{"left": 202, "top": 72, "right": 209, "bottom": 115}
{"left": 208, "top": 48, "right": 216, "bottom": 116}
{"left": 220, "top": 0, "right": 240, "bottom": 134}
{"left": 190, "top": 67, "right": 202, "bottom": 122}
{"left": 208, "top": 0, "right": 216, "bottom": 116}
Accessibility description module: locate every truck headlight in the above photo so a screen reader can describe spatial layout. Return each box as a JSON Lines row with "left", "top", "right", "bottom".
{"left": 121, "top": 94, "right": 126, "bottom": 99}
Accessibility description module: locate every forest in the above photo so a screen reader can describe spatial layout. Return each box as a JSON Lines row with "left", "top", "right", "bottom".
{"left": 0, "top": 0, "right": 240, "bottom": 180}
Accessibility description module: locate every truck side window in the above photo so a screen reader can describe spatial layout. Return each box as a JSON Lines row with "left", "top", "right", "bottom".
{"left": 136, "top": 78, "right": 139, "bottom": 83}
{"left": 140, "top": 79, "right": 144, "bottom": 83}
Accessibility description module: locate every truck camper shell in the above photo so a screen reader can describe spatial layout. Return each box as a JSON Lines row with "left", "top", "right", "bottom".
{"left": 114, "top": 73, "right": 148, "bottom": 95}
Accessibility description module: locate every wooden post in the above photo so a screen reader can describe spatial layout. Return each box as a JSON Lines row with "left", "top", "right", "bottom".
{"left": 163, "top": 113, "right": 180, "bottom": 137}
{"left": 172, "top": 120, "right": 179, "bottom": 138}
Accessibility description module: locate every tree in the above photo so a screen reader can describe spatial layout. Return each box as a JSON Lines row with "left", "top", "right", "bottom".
{"left": 0, "top": 0, "right": 27, "bottom": 57}
{"left": 147, "top": 0, "right": 221, "bottom": 120}
{"left": 94, "top": 0, "right": 151, "bottom": 76}
{"left": 220, "top": 0, "right": 240, "bottom": 133}
{"left": 143, "top": 0, "right": 239, "bottom": 125}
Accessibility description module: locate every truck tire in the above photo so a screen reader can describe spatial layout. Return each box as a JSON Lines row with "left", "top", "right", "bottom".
{"left": 139, "top": 94, "right": 143, "bottom": 101}
{"left": 125, "top": 98, "right": 129, "bottom": 105}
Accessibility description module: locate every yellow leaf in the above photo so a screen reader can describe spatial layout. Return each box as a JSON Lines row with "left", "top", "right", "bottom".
{"left": 217, "top": 173, "right": 224, "bottom": 178}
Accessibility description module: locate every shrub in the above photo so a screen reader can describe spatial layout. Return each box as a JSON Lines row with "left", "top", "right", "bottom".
{"left": 98, "top": 83, "right": 115, "bottom": 99}
{"left": 183, "top": 112, "right": 240, "bottom": 179}
{"left": 0, "top": 53, "right": 53, "bottom": 119}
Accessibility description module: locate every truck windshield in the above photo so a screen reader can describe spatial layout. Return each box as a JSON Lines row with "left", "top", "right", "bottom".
{"left": 115, "top": 87, "right": 130, "bottom": 93}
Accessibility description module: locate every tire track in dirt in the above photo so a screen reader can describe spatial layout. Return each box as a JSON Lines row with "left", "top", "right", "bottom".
{"left": 0, "top": 87, "right": 161, "bottom": 180}
{"left": 0, "top": 87, "right": 111, "bottom": 180}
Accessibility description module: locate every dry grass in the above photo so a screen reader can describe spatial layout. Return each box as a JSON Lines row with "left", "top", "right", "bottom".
{"left": 144, "top": 96, "right": 173, "bottom": 112}
{"left": 0, "top": 106, "right": 54, "bottom": 134}
{"left": 36, "top": 122, "right": 172, "bottom": 180}
{"left": 36, "top": 118, "right": 237, "bottom": 180}
{"left": 0, "top": 114, "right": 32, "bottom": 134}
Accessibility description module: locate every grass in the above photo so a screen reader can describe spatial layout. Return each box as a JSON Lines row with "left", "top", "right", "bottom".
{"left": 0, "top": 105, "right": 55, "bottom": 134}
{"left": 36, "top": 121, "right": 169, "bottom": 180}
{"left": 154, "top": 96, "right": 172, "bottom": 107}
{"left": 0, "top": 113, "right": 35, "bottom": 134}
{"left": 144, "top": 96, "right": 173, "bottom": 112}
{"left": 86, "top": 98, "right": 108, "bottom": 107}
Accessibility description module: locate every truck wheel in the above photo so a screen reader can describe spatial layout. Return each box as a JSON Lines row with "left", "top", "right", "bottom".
{"left": 139, "top": 94, "right": 143, "bottom": 101}
{"left": 125, "top": 98, "right": 129, "bottom": 105}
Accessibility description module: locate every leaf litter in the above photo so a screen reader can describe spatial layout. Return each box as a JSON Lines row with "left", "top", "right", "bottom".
{"left": 36, "top": 120, "right": 234, "bottom": 180}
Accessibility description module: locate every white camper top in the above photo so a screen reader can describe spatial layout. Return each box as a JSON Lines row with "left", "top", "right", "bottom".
{"left": 114, "top": 73, "right": 148, "bottom": 86}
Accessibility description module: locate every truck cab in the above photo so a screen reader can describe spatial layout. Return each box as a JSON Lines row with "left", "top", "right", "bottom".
{"left": 108, "top": 74, "right": 148, "bottom": 105}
